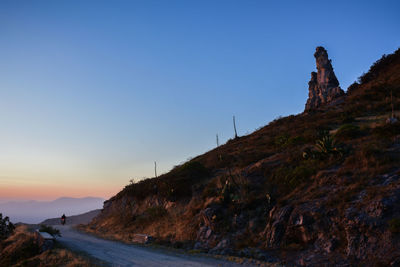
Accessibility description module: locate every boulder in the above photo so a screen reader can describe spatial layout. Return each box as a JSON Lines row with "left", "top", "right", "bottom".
{"left": 209, "top": 238, "right": 233, "bottom": 255}
{"left": 132, "top": 233, "right": 153, "bottom": 244}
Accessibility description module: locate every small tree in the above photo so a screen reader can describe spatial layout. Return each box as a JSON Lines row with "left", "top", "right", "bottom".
{"left": 0, "top": 213, "right": 15, "bottom": 240}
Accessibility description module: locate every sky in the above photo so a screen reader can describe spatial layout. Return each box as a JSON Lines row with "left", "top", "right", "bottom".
{"left": 0, "top": 0, "right": 399, "bottom": 201}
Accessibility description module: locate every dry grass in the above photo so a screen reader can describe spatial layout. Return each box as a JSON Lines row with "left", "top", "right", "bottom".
{"left": 0, "top": 225, "right": 104, "bottom": 267}
{"left": 16, "top": 249, "right": 97, "bottom": 267}
{"left": 0, "top": 225, "right": 40, "bottom": 266}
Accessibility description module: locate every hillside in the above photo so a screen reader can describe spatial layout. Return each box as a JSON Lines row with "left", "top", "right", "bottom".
{"left": 84, "top": 47, "right": 400, "bottom": 266}
{"left": 41, "top": 209, "right": 101, "bottom": 225}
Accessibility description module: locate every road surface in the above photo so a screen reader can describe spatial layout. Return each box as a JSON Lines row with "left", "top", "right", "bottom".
{"left": 56, "top": 226, "right": 252, "bottom": 267}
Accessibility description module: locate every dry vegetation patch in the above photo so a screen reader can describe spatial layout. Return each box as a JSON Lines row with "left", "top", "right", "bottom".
{"left": 0, "top": 225, "right": 103, "bottom": 267}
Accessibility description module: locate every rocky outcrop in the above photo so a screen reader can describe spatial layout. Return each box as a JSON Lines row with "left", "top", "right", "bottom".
{"left": 305, "top": 46, "right": 345, "bottom": 111}
{"left": 261, "top": 168, "right": 400, "bottom": 266}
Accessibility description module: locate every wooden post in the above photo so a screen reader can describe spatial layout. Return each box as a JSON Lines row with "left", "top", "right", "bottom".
{"left": 154, "top": 161, "right": 157, "bottom": 178}
{"left": 233, "top": 116, "right": 238, "bottom": 138}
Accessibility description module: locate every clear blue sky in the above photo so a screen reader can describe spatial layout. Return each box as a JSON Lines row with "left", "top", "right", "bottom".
{"left": 0, "top": 0, "right": 399, "bottom": 200}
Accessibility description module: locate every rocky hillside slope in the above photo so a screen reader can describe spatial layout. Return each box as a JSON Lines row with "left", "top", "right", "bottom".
{"left": 84, "top": 47, "right": 400, "bottom": 266}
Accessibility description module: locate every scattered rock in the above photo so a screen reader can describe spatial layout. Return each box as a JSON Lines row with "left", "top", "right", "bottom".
{"left": 193, "top": 241, "right": 204, "bottom": 250}
{"left": 201, "top": 206, "right": 221, "bottom": 230}
{"left": 36, "top": 231, "right": 55, "bottom": 252}
{"left": 386, "top": 117, "right": 398, "bottom": 124}
{"left": 164, "top": 201, "right": 175, "bottom": 209}
{"left": 238, "top": 248, "right": 251, "bottom": 258}
{"left": 209, "top": 238, "right": 232, "bottom": 255}
{"left": 264, "top": 205, "right": 293, "bottom": 248}
{"left": 315, "top": 236, "right": 338, "bottom": 253}
{"left": 253, "top": 248, "right": 279, "bottom": 262}
{"left": 196, "top": 226, "right": 219, "bottom": 249}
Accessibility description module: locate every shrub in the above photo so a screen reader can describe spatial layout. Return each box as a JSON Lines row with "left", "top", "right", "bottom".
{"left": 340, "top": 142, "right": 392, "bottom": 178}
{"left": 340, "top": 112, "right": 355, "bottom": 124}
{"left": 372, "top": 122, "right": 400, "bottom": 139}
{"left": 388, "top": 218, "right": 400, "bottom": 233}
{"left": 0, "top": 213, "right": 15, "bottom": 240}
{"left": 220, "top": 173, "right": 255, "bottom": 204}
{"left": 274, "top": 134, "right": 305, "bottom": 149}
{"left": 334, "top": 124, "right": 363, "bottom": 141}
{"left": 270, "top": 160, "right": 317, "bottom": 192}
{"left": 162, "top": 161, "right": 210, "bottom": 200}
{"left": 120, "top": 178, "right": 158, "bottom": 200}
{"left": 39, "top": 224, "right": 61, "bottom": 237}
{"left": 302, "top": 128, "right": 318, "bottom": 143}
{"left": 145, "top": 206, "right": 167, "bottom": 219}
{"left": 134, "top": 206, "right": 167, "bottom": 225}
{"left": 119, "top": 161, "right": 210, "bottom": 201}
{"left": 175, "top": 161, "right": 209, "bottom": 177}
{"left": 286, "top": 136, "right": 306, "bottom": 147}
{"left": 274, "top": 134, "right": 289, "bottom": 147}
{"left": 202, "top": 182, "right": 219, "bottom": 198}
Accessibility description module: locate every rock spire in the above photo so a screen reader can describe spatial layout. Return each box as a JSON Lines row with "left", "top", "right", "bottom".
{"left": 305, "top": 47, "right": 345, "bottom": 111}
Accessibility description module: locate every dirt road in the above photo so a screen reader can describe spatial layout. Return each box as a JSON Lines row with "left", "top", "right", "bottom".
{"left": 56, "top": 226, "right": 252, "bottom": 267}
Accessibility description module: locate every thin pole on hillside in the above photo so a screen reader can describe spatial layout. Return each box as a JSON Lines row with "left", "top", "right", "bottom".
{"left": 216, "top": 134, "right": 219, "bottom": 147}
{"left": 154, "top": 161, "right": 157, "bottom": 178}
{"left": 391, "top": 90, "right": 394, "bottom": 118}
{"left": 233, "top": 116, "right": 238, "bottom": 139}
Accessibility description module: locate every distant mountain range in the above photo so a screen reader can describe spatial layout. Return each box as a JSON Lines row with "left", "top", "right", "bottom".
{"left": 0, "top": 197, "right": 104, "bottom": 224}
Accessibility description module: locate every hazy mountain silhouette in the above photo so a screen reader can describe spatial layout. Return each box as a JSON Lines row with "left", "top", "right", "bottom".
{"left": 0, "top": 197, "right": 104, "bottom": 224}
